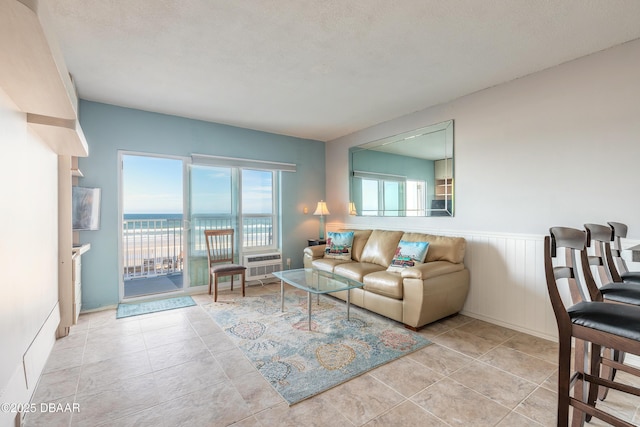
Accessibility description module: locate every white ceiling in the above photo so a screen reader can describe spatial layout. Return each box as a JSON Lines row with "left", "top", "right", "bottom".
{"left": 46, "top": 0, "right": 640, "bottom": 142}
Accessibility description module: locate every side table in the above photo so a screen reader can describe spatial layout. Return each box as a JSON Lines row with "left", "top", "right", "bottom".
{"left": 307, "top": 239, "right": 327, "bottom": 247}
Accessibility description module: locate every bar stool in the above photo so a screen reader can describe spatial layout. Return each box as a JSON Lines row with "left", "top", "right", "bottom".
{"left": 608, "top": 222, "right": 640, "bottom": 284}
{"left": 584, "top": 223, "right": 640, "bottom": 400}
{"left": 545, "top": 226, "right": 640, "bottom": 426}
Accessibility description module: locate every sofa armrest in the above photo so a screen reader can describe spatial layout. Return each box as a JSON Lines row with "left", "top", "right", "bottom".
{"left": 303, "top": 245, "right": 326, "bottom": 269}
{"left": 304, "top": 245, "right": 326, "bottom": 258}
{"left": 402, "top": 268, "right": 470, "bottom": 328}
{"left": 401, "top": 260, "right": 464, "bottom": 280}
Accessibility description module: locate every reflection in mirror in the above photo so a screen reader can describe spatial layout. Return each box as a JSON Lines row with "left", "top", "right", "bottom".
{"left": 349, "top": 119, "right": 454, "bottom": 217}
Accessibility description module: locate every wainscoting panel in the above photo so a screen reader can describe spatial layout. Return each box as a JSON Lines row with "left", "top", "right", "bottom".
{"left": 458, "top": 231, "right": 557, "bottom": 340}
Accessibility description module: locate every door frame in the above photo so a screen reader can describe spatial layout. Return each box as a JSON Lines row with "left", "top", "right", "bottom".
{"left": 117, "top": 150, "right": 195, "bottom": 302}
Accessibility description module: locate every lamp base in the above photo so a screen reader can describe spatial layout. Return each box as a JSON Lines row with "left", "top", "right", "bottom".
{"left": 318, "top": 215, "right": 325, "bottom": 240}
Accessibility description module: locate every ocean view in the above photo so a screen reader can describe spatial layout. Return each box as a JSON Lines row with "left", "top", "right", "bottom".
{"left": 121, "top": 213, "right": 273, "bottom": 279}
{"left": 124, "top": 213, "right": 183, "bottom": 220}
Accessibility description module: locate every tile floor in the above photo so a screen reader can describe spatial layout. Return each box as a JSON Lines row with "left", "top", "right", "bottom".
{"left": 25, "top": 283, "right": 640, "bottom": 426}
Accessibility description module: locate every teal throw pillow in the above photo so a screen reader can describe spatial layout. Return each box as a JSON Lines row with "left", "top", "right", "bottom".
{"left": 324, "top": 231, "right": 355, "bottom": 261}
{"left": 387, "top": 240, "right": 429, "bottom": 272}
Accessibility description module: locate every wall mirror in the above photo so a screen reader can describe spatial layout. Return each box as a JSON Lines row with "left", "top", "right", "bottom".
{"left": 349, "top": 119, "right": 454, "bottom": 217}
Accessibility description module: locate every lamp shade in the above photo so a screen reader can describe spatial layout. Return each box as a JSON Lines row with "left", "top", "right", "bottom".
{"left": 313, "top": 200, "right": 330, "bottom": 216}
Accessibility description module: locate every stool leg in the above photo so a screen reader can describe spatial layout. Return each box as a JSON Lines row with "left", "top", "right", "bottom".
{"left": 571, "top": 340, "right": 587, "bottom": 427}
{"left": 585, "top": 343, "right": 601, "bottom": 422}
{"left": 557, "top": 335, "right": 572, "bottom": 427}
{"left": 598, "top": 348, "right": 614, "bottom": 400}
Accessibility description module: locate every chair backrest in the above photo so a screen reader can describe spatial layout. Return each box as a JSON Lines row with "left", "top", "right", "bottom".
{"left": 204, "top": 229, "right": 236, "bottom": 265}
{"left": 608, "top": 221, "right": 629, "bottom": 278}
{"left": 584, "top": 223, "right": 615, "bottom": 286}
{"left": 545, "top": 227, "right": 601, "bottom": 326}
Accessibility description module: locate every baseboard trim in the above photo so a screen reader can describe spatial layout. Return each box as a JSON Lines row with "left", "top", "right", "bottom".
{"left": 460, "top": 309, "right": 557, "bottom": 342}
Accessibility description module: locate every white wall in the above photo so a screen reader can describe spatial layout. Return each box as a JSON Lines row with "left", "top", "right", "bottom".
{"left": 326, "top": 39, "right": 640, "bottom": 339}
{"left": 0, "top": 88, "right": 59, "bottom": 426}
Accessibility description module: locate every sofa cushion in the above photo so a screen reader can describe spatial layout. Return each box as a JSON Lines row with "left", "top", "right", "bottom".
{"left": 342, "top": 229, "right": 373, "bottom": 262}
{"left": 401, "top": 232, "right": 466, "bottom": 264}
{"left": 324, "top": 231, "right": 354, "bottom": 260}
{"left": 312, "top": 257, "right": 351, "bottom": 273}
{"left": 360, "top": 230, "right": 404, "bottom": 267}
{"left": 387, "top": 240, "right": 429, "bottom": 272}
{"left": 363, "top": 271, "right": 403, "bottom": 299}
{"left": 334, "top": 262, "right": 385, "bottom": 282}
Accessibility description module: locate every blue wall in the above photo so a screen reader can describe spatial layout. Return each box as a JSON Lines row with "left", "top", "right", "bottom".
{"left": 77, "top": 101, "right": 326, "bottom": 310}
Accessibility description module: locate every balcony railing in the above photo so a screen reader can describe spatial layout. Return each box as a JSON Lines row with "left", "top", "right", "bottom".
{"left": 123, "top": 215, "right": 274, "bottom": 280}
{"left": 123, "top": 218, "right": 183, "bottom": 279}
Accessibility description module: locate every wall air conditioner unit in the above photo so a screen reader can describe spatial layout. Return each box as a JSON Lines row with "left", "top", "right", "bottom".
{"left": 243, "top": 252, "right": 282, "bottom": 281}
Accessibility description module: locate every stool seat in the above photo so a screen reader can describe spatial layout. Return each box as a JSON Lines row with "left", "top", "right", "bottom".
{"left": 569, "top": 301, "right": 640, "bottom": 341}
{"left": 621, "top": 271, "right": 640, "bottom": 284}
{"left": 600, "top": 282, "right": 640, "bottom": 305}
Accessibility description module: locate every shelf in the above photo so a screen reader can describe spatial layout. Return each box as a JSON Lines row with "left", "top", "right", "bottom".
{"left": 72, "top": 243, "right": 91, "bottom": 257}
{"left": 0, "top": 0, "right": 88, "bottom": 157}
{"left": 27, "top": 113, "right": 89, "bottom": 157}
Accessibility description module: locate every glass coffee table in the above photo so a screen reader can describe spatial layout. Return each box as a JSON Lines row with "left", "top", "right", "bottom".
{"left": 273, "top": 268, "right": 364, "bottom": 330}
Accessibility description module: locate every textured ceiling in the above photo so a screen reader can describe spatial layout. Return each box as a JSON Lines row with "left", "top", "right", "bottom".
{"left": 46, "top": 0, "right": 640, "bottom": 141}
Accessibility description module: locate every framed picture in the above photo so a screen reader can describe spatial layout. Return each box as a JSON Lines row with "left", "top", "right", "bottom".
{"left": 72, "top": 187, "right": 101, "bottom": 231}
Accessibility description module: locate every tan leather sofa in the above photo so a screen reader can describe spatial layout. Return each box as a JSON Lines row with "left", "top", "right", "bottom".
{"left": 303, "top": 229, "right": 470, "bottom": 330}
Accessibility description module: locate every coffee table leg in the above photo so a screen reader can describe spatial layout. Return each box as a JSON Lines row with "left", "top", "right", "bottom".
{"left": 308, "top": 292, "right": 312, "bottom": 330}
{"left": 280, "top": 280, "right": 284, "bottom": 312}
{"left": 347, "top": 289, "right": 351, "bottom": 320}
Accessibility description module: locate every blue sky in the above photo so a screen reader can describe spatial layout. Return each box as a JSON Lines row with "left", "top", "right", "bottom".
{"left": 123, "top": 155, "right": 272, "bottom": 214}
{"left": 123, "top": 155, "right": 182, "bottom": 214}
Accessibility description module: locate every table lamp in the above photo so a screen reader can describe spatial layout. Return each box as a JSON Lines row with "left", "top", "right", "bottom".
{"left": 313, "top": 200, "right": 330, "bottom": 240}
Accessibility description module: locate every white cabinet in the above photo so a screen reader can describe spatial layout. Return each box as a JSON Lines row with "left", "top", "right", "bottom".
{"left": 434, "top": 159, "right": 453, "bottom": 180}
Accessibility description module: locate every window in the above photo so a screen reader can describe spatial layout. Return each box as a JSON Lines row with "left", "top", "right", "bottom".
{"left": 190, "top": 165, "right": 278, "bottom": 250}
{"left": 357, "top": 174, "right": 407, "bottom": 216}
{"left": 241, "top": 169, "right": 276, "bottom": 249}
{"left": 190, "top": 158, "right": 280, "bottom": 251}
{"left": 190, "top": 153, "right": 295, "bottom": 252}
{"left": 361, "top": 179, "right": 379, "bottom": 216}
{"left": 406, "top": 179, "right": 426, "bottom": 216}
{"left": 356, "top": 174, "right": 425, "bottom": 216}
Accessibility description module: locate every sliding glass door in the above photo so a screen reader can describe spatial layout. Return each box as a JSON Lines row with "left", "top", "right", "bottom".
{"left": 119, "top": 153, "right": 283, "bottom": 299}
{"left": 120, "top": 154, "right": 186, "bottom": 299}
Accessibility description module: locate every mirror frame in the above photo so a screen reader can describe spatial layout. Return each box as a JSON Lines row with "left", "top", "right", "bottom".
{"left": 349, "top": 119, "right": 454, "bottom": 217}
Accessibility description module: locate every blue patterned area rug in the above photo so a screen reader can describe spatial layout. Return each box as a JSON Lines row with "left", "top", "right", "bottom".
{"left": 116, "top": 296, "right": 196, "bottom": 319}
{"left": 205, "top": 289, "right": 431, "bottom": 405}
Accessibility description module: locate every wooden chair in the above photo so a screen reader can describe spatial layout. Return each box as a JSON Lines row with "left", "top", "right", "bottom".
{"left": 607, "top": 222, "right": 640, "bottom": 284}
{"left": 545, "top": 226, "right": 640, "bottom": 426}
{"left": 204, "top": 229, "right": 246, "bottom": 302}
